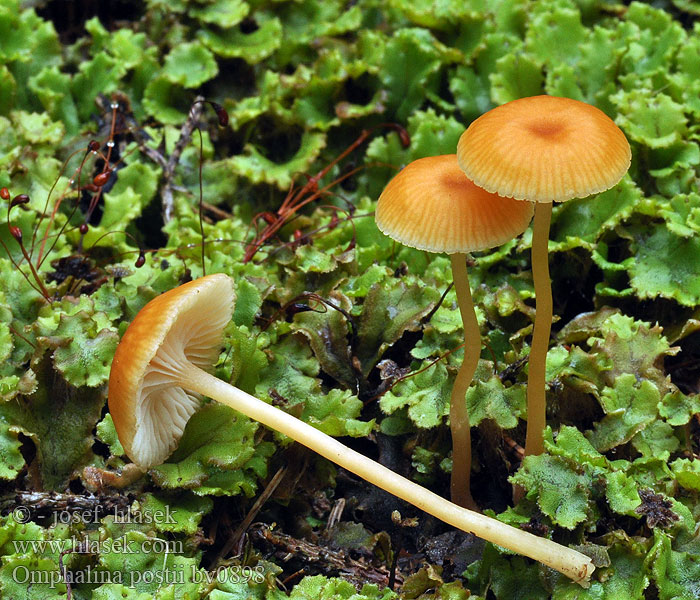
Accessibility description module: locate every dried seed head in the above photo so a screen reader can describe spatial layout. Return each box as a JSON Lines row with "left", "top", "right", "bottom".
{"left": 10, "top": 194, "right": 30, "bottom": 208}
{"left": 210, "top": 102, "right": 229, "bottom": 127}
{"left": 9, "top": 225, "right": 22, "bottom": 242}
{"left": 93, "top": 170, "right": 112, "bottom": 187}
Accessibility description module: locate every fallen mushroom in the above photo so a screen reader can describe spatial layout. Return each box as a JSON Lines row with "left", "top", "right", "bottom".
{"left": 457, "top": 95, "right": 630, "bottom": 460}
{"left": 108, "top": 273, "right": 594, "bottom": 585}
{"left": 374, "top": 154, "right": 533, "bottom": 510}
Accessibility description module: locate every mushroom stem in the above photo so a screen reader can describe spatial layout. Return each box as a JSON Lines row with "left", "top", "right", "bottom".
{"left": 177, "top": 362, "right": 594, "bottom": 586}
{"left": 524, "top": 202, "right": 553, "bottom": 458}
{"left": 449, "top": 253, "right": 479, "bottom": 510}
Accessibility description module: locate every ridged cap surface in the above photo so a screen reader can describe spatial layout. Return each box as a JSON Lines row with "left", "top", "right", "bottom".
{"left": 108, "top": 273, "right": 234, "bottom": 468}
{"left": 457, "top": 96, "right": 631, "bottom": 203}
{"left": 375, "top": 154, "right": 534, "bottom": 253}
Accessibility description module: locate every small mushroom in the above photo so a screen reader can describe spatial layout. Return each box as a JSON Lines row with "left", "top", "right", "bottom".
{"left": 457, "top": 95, "right": 630, "bottom": 460}
{"left": 108, "top": 273, "right": 594, "bottom": 586}
{"left": 375, "top": 154, "right": 533, "bottom": 509}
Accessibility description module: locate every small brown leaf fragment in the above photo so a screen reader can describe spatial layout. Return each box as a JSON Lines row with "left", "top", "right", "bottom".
{"left": 377, "top": 359, "right": 411, "bottom": 382}
{"left": 521, "top": 515, "right": 549, "bottom": 537}
{"left": 635, "top": 488, "right": 679, "bottom": 528}
{"left": 352, "top": 355, "right": 362, "bottom": 373}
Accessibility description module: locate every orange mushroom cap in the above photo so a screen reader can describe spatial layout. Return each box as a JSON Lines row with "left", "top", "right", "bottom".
{"left": 108, "top": 273, "right": 234, "bottom": 469}
{"left": 375, "top": 154, "right": 534, "bottom": 254}
{"left": 456, "top": 95, "right": 631, "bottom": 203}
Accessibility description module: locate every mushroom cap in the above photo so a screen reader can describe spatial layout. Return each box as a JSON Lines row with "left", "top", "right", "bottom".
{"left": 108, "top": 273, "right": 234, "bottom": 469}
{"left": 375, "top": 154, "right": 534, "bottom": 254}
{"left": 456, "top": 95, "right": 631, "bottom": 203}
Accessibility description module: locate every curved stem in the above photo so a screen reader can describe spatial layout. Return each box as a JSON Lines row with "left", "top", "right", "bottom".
{"left": 179, "top": 363, "right": 594, "bottom": 586}
{"left": 449, "top": 253, "right": 479, "bottom": 510}
{"left": 524, "top": 202, "right": 553, "bottom": 458}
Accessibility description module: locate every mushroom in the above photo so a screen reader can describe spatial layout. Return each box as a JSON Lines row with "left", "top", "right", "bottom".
{"left": 108, "top": 272, "right": 594, "bottom": 585}
{"left": 456, "top": 95, "right": 631, "bottom": 459}
{"left": 375, "top": 155, "right": 534, "bottom": 509}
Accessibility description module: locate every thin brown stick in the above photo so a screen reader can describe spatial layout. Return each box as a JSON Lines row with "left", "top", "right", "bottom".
{"left": 161, "top": 96, "right": 205, "bottom": 223}
{"left": 218, "top": 465, "right": 288, "bottom": 561}
{"left": 59, "top": 547, "right": 74, "bottom": 599}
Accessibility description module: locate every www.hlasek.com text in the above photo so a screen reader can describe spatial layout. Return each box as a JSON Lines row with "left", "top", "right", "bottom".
{"left": 13, "top": 536, "right": 184, "bottom": 556}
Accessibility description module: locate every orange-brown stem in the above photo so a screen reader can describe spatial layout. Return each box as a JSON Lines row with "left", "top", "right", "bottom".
{"left": 449, "top": 253, "right": 479, "bottom": 510}
{"left": 524, "top": 202, "right": 553, "bottom": 458}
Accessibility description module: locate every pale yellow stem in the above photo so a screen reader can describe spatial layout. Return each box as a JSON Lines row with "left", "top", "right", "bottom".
{"left": 179, "top": 363, "right": 594, "bottom": 586}
{"left": 449, "top": 253, "right": 479, "bottom": 510}
{"left": 524, "top": 202, "right": 553, "bottom": 458}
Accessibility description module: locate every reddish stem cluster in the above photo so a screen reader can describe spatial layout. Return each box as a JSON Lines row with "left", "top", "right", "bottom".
{"left": 243, "top": 123, "right": 409, "bottom": 263}
{"left": 1, "top": 96, "right": 151, "bottom": 302}
{"left": 2, "top": 93, "right": 409, "bottom": 304}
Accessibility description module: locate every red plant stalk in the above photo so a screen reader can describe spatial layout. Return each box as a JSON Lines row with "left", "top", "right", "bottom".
{"left": 243, "top": 124, "right": 408, "bottom": 263}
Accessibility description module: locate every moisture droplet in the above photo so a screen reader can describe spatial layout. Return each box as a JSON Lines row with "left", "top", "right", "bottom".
{"left": 69, "top": 179, "right": 75, "bottom": 185}
{"left": 110, "top": 102, "right": 119, "bottom": 109}
{"left": 106, "top": 140, "right": 115, "bottom": 148}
